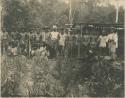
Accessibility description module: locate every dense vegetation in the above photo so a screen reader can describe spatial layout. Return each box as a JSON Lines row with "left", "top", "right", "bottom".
{"left": 1, "top": 54, "right": 124, "bottom": 97}
{"left": 2, "top": 0, "right": 124, "bottom": 32}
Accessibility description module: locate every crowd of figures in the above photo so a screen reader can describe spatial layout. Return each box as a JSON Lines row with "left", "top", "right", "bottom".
{"left": 1, "top": 27, "right": 118, "bottom": 60}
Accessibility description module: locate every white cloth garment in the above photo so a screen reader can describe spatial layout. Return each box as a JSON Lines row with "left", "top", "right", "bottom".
{"left": 98, "top": 35, "right": 108, "bottom": 48}
{"left": 108, "top": 33, "right": 113, "bottom": 40}
{"left": 59, "top": 34, "right": 65, "bottom": 46}
{"left": 42, "top": 32, "right": 46, "bottom": 42}
{"left": 11, "top": 47, "right": 17, "bottom": 55}
{"left": 50, "top": 31, "right": 59, "bottom": 40}
{"left": 112, "top": 33, "right": 118, "bottom": 48}
{"left": 108, "top": 33, "right": 118, "bottom": 48}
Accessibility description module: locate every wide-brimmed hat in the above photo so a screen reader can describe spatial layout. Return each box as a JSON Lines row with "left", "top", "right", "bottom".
{"left": 43, "top": 26, "right": 49, "bottom": 30}
{"left": 52, "top": 25, "right": 57, "bottom": 29}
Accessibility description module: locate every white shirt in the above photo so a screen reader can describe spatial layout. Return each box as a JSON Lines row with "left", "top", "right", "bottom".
{"left": 11, "top": 47, "right": 17, "bottom": 55}
{"left": 50, "top": 31, "right": 59, "bottom": 40}
{"left": 42, "top": 32, "right": 46, "bottom": 42}
{"left": 59, "top": 34, "right": 65, "bottom": 46}
{"left": 108, "top": 33, "right": 118, "bottom": 48}
{"left": 112, "top": 33, "right": 118, "bottom": 48}
{"left": 108, "top": 33, "right": 113, "bottom": 40}
{"left": 98, "top": 35, "right": 108, "bottom": 48}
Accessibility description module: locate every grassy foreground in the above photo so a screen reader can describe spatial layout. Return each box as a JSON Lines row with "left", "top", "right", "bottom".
{"left": 1, "top": 54, "right": 124, "bottom": 97}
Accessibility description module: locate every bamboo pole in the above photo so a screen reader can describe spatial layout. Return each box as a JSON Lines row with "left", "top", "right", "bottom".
{"left": 115, "top": 6, "right": 119, "bottom": 23}
{"left": 115, "top": 1, "right": 119, "bottom": 23}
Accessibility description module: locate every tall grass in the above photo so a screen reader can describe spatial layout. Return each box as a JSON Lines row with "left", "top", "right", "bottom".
{"left": 1, "top": 54, "right": 124, "bottom": 97}
{"left": 1, "top": 55, "right": 27, "bottom": 96}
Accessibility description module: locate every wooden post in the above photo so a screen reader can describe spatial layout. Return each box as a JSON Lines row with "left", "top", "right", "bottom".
{"left": 28, "top": 33, "right": 31, "bottom": 58}
{"left": 81, "top": 24, "right": 83, "bottom": 37}
{"left": 78, "top": 43, "right": 80, "bottom": 58}
{"left": 77, "top": 34, "right": 80, "bottom": 58}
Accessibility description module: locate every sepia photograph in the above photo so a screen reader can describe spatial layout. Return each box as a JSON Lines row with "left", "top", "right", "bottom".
{"left": 0, "top": 0, "right": 124, "bottom": 97}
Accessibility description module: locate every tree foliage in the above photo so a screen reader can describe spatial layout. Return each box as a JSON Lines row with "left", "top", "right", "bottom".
{"left": 2, "top": 0, "right": 124, "bottom": 32}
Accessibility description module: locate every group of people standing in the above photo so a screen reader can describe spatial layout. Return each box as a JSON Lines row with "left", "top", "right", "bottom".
{"left": 1, "top": 26, "right": 118, "bottom": 60}
{"left": 98, "top": 30, "right": 118, "bottom": 60}
{"left": 1, "top": 27, "right": 69, "bottom": 58}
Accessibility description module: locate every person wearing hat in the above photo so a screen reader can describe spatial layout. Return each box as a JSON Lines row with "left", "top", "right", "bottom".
{"left": 50, "top": 25, "right": 60, "bottom": 57}
{"left": 53, "top": 25, "right": 57, "bottom": 29}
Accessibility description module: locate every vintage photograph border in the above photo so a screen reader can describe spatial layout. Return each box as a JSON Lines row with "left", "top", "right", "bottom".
{"left": 0, "top": 0, "right": 125, "bottom": 97}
